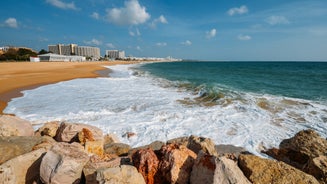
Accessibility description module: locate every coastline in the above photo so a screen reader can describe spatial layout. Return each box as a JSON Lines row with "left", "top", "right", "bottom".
{"left": 0, "top": 61, "right": 150, "bottom": 115}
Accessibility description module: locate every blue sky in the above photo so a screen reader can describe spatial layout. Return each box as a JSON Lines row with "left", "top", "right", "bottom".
{"left": 1, "top": 0, "right": 327, "bottom": 61}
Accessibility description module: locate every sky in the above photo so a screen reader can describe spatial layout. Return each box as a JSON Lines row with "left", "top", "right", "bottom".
{"left": 1, "top": 0, "right": 327, "bottom": 61}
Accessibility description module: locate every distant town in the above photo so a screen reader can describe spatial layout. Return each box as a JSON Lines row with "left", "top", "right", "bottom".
{"left": 0, "top": 44, "right": 181, "bottom": 62}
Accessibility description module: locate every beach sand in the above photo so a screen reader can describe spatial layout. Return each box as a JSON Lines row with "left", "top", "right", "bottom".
{"left": 0, "top": 61, "right": 144, "bottom": 114}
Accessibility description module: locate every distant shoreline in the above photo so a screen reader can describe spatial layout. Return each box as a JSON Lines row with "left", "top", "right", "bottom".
{"left": 0, "top": 60, "right": 159, "bottom": 115}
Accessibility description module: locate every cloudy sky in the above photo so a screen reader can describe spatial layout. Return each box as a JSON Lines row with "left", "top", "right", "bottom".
{"left": 1, "top": 0, "right": 327, "bottom": 61}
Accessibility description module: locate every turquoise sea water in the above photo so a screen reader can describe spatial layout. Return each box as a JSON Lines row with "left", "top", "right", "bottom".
{"left": 138, "top": 61, "right": 327, "bottom": 102}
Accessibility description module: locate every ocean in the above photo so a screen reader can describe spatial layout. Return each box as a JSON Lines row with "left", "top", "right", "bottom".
{"left": 4, "top": 61, "right": 327, "bottom": 155}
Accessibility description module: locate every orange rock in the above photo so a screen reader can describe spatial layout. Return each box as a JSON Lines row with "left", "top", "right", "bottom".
{"left": 132, "top": 148, "right": 159, "bottom": 184}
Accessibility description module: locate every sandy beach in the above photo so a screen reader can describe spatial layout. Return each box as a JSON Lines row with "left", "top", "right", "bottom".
{"left": 0, "top": 61, "right": 144, "bottom": 114}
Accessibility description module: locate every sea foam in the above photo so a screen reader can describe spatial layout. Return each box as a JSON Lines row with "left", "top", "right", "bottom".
{"left": 5, "top": 64, "right": 327, "bottom": 155}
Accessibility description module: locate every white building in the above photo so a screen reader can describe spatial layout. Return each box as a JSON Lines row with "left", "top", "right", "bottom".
{"left": 75, "top": 46, "right": 100, "bottom": 60}
{"left": 48, "top": 44, "right": 100, "bottom": 60}
{"left": 30, "top": 56, "right": 40, "bottom": 62}
{"left": 106, "top": 50, "right": 125, "bottom": 59}
{"left": 38, "top": 53, "right": 86, "bottom": 62}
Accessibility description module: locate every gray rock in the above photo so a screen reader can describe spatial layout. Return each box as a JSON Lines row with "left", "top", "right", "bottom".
{"left": 190, "top": 152, "right": 251, "bottom": 184}
{"left": 0, "top": 148, "right": 46, "bottom": 184}
{"left": 40, "top": 142, "right": 89, "bottom": 184}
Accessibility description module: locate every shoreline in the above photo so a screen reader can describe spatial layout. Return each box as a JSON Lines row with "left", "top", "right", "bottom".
{"left": 0, "top": 61, "right": 152, "bottom": 115}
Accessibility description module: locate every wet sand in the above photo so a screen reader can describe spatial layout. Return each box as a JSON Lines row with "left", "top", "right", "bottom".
{"left": 0, "top": 61, "right": 144, "bottom": 114}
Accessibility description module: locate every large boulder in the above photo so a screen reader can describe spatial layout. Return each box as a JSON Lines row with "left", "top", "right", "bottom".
{"left": 190, "top": 152, "right": 251, "bottom": 184}
{"left": 167, "top": 135, "right": 218, "bottom": 156}
{"left": 96, "top": 165, "right": 145, "bottom": 184}
{"left": 35, "top": 121, "right": 60, "bottom": 138}
{"left": 304, "top": 155, "right": 327, "bottom": 184}
{"left": 238, "top": 154, "right": 319, "bottom": 184}
{"left": 187, "top": 135, "right": 218, "bottom": 156}
{"left": 0, "top": 136, "right": 55, "bottom": 164}
{"left": 55, "top": 122, "right": 103, "bottom": 143}
{"left": 0, "top": 148, "right": 46, "bottom": 184}
{"left": 156, "top": 144, "right": 197, "bottom": 184}
{"left": 0, "top": 115, "right": 34, "bottom": 136}
{"left": 264, "top": 129, "right": 327, "bottom": 168}
{"left": 83, "top": 156, "right": 122, "bottom": 184}
{"left": 40, "top": 142, "right": 89, "bottom": 184}
{"left": 132, "top": 148, "right": 159, "bottom": 184}
{"left": 263, "top": 129, "right": 327, "bottom": 181}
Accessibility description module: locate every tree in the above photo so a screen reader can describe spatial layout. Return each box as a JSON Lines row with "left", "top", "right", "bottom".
{"left": 38, "top": 49, "right": 48, "bottom": 55}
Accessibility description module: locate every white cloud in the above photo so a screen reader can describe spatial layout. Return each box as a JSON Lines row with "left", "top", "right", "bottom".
{"left": 46, "top": 0, "right": 78, "bottom": 10}
{"left": 156, "top": 42, "right": 167, "bottom": 47}
{"left": 106, "top": 43, "right": 115, "bottom": 48}
{"left": 150, "top": 15, "right": 168, "bottom": 28}
{"left": 84, "top": 38, "right": 102, "bottom": 46}
{"left": 181, "top": 40, "right": 192, "bottom": 46}
{"left": 4, "top": 18, "right": 18, "bottom": 28}
{"left": 206, "top": 29, "right": 217, "bottom": 39}
{"left": 91, "top": 12, "right": 99, "bottom": 20}
{"left": 266, "top": 15, "right": 290, "bottom": 25}
{"left": 228, "top": 5, "right": 248, "bottom": 16}
{"left": 129, "top": 28, "right": 141, "bottom": 36}
{"left": 238, "top": 34, "right": 252, "bottom": 41}
{"left": 106, "top": 0, "right": 150, "bottom": 26}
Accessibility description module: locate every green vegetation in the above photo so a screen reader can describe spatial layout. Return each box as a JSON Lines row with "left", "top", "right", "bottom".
{"left": 0, "top": 48, "right": 38, "bottom": 62}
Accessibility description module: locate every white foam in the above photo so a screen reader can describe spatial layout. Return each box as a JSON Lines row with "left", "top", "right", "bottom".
{"left": 4, "top": 64, "right": 327, "bottom": 155}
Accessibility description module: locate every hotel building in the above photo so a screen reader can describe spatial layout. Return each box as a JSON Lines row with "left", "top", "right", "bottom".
{"left": 48, "top": 44, "right": 100, "bottom": 60}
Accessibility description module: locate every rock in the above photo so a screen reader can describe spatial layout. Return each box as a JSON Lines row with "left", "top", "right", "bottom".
{"left": 83, "top": 156, "right": 122, "bottom": 184}
{"left": 55, "top": 122, "right": 103, "bottom": 143}
{"left": 104, "top": 143, "right": 131, "bottom": 156}
{"left": 132, "top": 148, "right": 159, "bottom": 184}
{"left": 123, "top": 132, "right": 136, "bottom": 139}
{"left": 129, "top": 140, "right": 165, "bottom": 157}
{"left": 35, "top": 121, "right": 60, "bottom": 137}
{"left": 96, "top": 165, "right": 145, "bottom": 184}
{"left": 78, "top": 128, "right": 95, "bottom": 145}
{"left": 104, "top": 133, "right": 121, "bottom": 145}
{"left": 304, "top": 155, "right": 327, "bottom": 183}
{"left": 238, "top": 154, "right": 320, "bottom": 184}
{"left": 215, "top": 144, "right": 247, "bottom": 157}
{"left": 40, "top": 142, "right": 89, "bottom": 184}
{"left": 0, "top": 136, "right": 55, "bottom": 164}
{"left": 0, "top": 115, "right": 34, "bottom": 136}
{"left": 166, "top": 136, "right": 189, "bottom": 146}
{"left": 190, "top": 152, "right": 251, "bottom": 184}
{"left": 167, "top": 135, "right": 218, "bottom": 156}
{"left": 157, "top": 144, "right": 197, "bottom": 184}
{"left": 187, "top": 135, "right": 218, "bottom": 156}
{"left": 0, "top": 148, "right": 46, "bottom": 184}
{"left": 264, "top": 129, "right": 327, "bottom": 178}
{"left": 85, "top": 140, "right": 104, "bottom": 156}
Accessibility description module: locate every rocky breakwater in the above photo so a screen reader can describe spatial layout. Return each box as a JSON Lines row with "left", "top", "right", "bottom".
{"left": 0, "top": 114, "right": 325, "bottom": 184}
